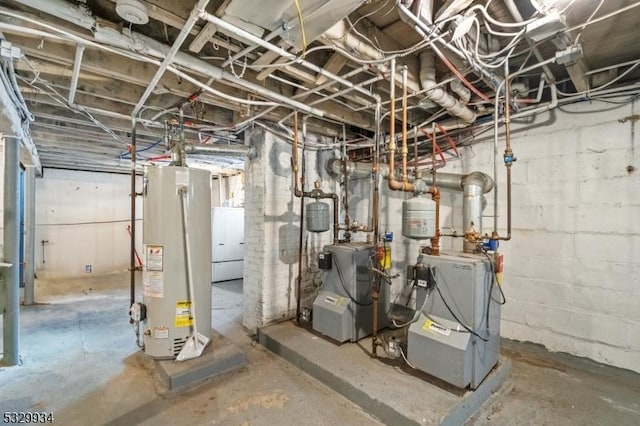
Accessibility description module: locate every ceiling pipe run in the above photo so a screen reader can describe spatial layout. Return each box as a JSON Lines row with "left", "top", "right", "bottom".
{"left": 198, "top": 10, "right": 380, "bottom": 103}
{"left": 321, "top": 20, "right": 421, "bottom": 93}
{"left": 502, "top": 0, "right": 556, "bottom": 84}
{"left": 5, "top": 0, "right": 324, "bottom": 117}
{"left": 131, "top": 0, "right": 210, "bottom": 118}
{"left": 420, "top": 51, "right": 476, "bottom": 124}
{"left": 450, "top": 79, "right": 471, "bottom": 104}
{"left": 184, "top": 143, "right": 253, "bottom": 157}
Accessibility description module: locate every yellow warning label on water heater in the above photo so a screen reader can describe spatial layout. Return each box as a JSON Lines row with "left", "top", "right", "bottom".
{"left": 175, "top": 300, "right": 193, "bottom": 327}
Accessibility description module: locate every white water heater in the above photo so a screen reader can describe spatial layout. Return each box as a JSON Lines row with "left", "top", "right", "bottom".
{"left": 141, "top": 166, "right": 212, "bottom": 359}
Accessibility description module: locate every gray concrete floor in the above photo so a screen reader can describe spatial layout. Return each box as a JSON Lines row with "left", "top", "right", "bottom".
{"left": 1, "top": 273, "right": 380, "bottom": 425}
{"left": 1, "top": 272, "right": 639, "bottom": 425}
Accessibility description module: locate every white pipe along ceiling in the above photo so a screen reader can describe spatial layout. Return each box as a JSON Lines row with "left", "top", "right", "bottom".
{"left": 0, "top": 0, "right": 636, "bottom": 173}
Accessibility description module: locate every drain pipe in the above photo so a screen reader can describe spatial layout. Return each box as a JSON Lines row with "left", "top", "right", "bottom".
{"left": 419, "top": 51, "right": 476, "bottom": 124}
{"left": 2, "top": 136, "right": 20, "bottom": 366}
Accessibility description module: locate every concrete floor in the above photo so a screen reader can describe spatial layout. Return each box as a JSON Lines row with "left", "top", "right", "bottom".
{"left": 1, "top": 272, "right": 639, "bottom": 425}
{"left": 1, "top": 273, "right": 379, "bottom": 425}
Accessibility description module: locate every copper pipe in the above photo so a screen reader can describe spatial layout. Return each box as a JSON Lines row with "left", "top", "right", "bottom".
{"left": 413, "top": 128, "right": 418, "bottom": 176}
{"left": 293, "top": 112, "right": 302, "bottom": 197}
{"left": 332, "top": 195, "right": 339, "bottom": 245}
{"left": 429, "top": 125, "right": 441, "bottom": 256}
{"left": 498, "top": 66, "right": 513, "bottom": 241}
{"left": 387, "top": 58, "right": 398, "bottom": 189}
{"left": 342, "top": 143, "right": 351, "bottom": 240}
{"left": 388, "top": 61, "right": 414, "bottom": 192}
{"left": 373, "top": 101, "right": 381, "bottom": 245}
{"left": 429, "top": 188, "right": 441, "bottom": 256}
{"left": 295, "top": 113, "right": 304, "bottom": 322}
{"left": 372, "top": 290, "right": 379, "bottom": 356}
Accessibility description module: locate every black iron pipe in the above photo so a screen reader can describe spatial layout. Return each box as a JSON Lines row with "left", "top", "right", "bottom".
{"left": 129, "top": 120, "right": 137, "bottom": 308}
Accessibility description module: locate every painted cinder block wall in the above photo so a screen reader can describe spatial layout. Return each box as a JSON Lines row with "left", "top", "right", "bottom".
{"left": 440, "top": 99, "right": 639, "bottom": 373}
{"left": 35, "top": 168, "right": 143, "bottom": 279}
{"left": 243, "top": 129, "right": 336, "bottom": 329}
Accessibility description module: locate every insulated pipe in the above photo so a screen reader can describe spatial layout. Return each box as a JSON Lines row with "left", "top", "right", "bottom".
{"left": 2, "top": 136, "right": 20, "bottom": 366}
{"left": 419, "top": 51, "right": 476, "bottom": 124}
{"left": 184, "top": 143, "right": 253, "bottom": 156}
{"left": 321, "top": 20, "right": 421, "bottom": 92}
{"left": 199, "top": 11, "right": 380, "bottom": 103}
{"left": 450, "top": 79, "right": 471, "bottom": 104}
{"left": 68, "top": 44, "right": 84, "bottom": 106}
{"left": 23, "top": 166, "right": 36, "bottom": 306}
{"left": 132, "top": 0, "right": 210, "bottom": 117}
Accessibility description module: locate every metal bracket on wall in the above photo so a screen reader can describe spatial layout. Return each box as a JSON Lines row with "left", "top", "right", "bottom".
{"left": 40, "top": 240, "right": 49, "bottom": 264}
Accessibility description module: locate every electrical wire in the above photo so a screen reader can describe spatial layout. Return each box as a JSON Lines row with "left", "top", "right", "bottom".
{"left": 293, "top": 0, "right": 307, "bottom": 58}
{"left": 574, "top": 0, "right": 605, "bottom": 46}
{"left": 557, "top": 60, "right": 640, "bottom": 97}
{"left": 333, "top": 252, "right": 373, "bottom": 307}
{"left": 433, "top": 268, "right": 490, "bottom": 342}
{"left": 15, "top": 70, "right": 125, "bottom": 144}
{"left": 565, "top": 1, "right": 640, "bottom": 34}
{"left": 399, "top": 345, "right": 417, "bottom": 369}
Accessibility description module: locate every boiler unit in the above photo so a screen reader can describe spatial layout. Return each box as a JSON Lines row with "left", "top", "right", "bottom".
{"left": 312, "top": 243, "right": 388, "bottom": 342}
{"left": 407, "top": 253, "right": 500, "bottom": 389}
{"left": 140, "top": 165, "right": 212, "bottom": 359}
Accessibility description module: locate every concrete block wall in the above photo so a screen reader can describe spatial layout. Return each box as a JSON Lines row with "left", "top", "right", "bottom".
{"left": 35, "top": 168, "right": 143, "bottom": 279}
{"left": 243, "top": 129, "right": 336, "bottom": 329}
{"left": 440, "top": 99, "right": 640, "bottom": 372}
